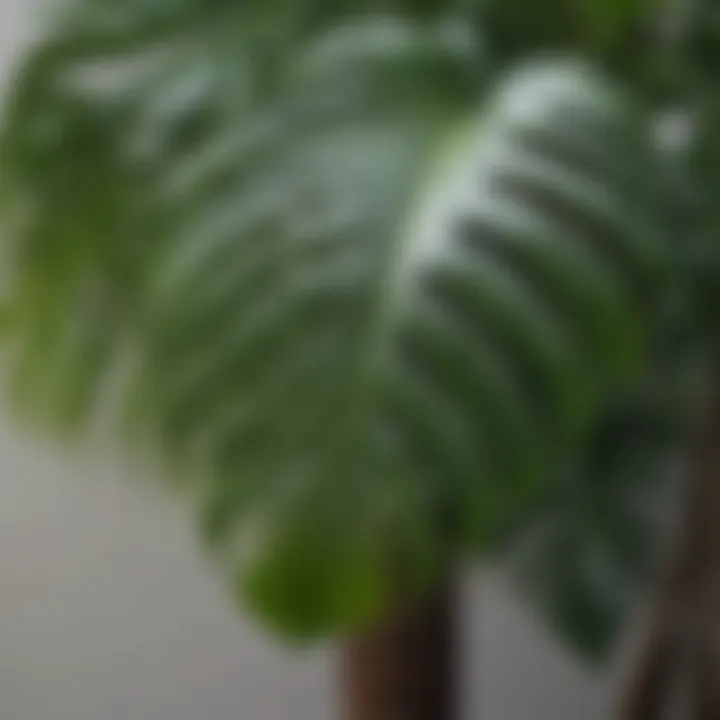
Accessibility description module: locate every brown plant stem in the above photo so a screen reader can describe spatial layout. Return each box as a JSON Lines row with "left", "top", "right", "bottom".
{"left": 340, "top": 578, "right": 459, "bottom": 720}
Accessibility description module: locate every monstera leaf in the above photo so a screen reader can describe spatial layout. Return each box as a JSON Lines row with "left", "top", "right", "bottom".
{"left": 0, "top": 1, "right": 669, "bottom": 639}
{"left": 506, "top": 356, "right": 695, "bottom": 660}
{"left": 0, "top": 7, "right": 478, "bottom": 429}
{"left": 503, "top": 109, "right": 710, "bottom": 661}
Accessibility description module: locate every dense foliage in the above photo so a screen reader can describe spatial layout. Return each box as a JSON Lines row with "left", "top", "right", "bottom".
{"left": 0, "top": 0, "right": 718, "bottom": 654}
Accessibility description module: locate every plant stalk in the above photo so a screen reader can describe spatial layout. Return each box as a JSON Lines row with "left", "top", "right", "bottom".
{"left": 340, "top": 578, "right": 459, "bottom": 720}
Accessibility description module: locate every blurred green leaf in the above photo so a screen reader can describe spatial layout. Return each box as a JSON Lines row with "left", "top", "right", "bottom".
{"left": 0, "top": 2, "right": 674, "bottom": 642}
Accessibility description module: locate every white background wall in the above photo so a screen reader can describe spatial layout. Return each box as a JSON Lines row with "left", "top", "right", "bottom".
{"left": 0, "top": 3, "right": 616, "bottom": 718}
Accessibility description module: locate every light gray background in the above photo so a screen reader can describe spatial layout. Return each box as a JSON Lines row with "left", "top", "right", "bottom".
{"left": 0, "top": 416, "right": 614, "bottom": 719}
{"left": 0, "top": 4, "right": 626, "bottom": 717}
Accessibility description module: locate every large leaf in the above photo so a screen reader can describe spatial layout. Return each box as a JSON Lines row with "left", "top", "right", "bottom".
{"left": 0, "top": 8, "right": 478, "bottom": 429}
{"left": 0, "top": 8, "right": 478, "bottom": 635}
{"left": 505, "top": 332, "right": 700, "bottom": 660}
{"left": 0, "top": 2, "right": 668, "bottom": 640}
{"left": 135, "top": 60, "right": 664, "bottom": 636}
{"left": 504, "top": 108, "right": 710, "bottom": 661}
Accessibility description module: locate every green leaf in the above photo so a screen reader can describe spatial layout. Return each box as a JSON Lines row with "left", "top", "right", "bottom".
{"left": 505, "top": 290, "right": 703, "bottom": 660}
{"left": 140, "top": 59, "right": 662, "bottom": 634}
{"left": 506, "top": 391, "right": 685, "bottom": 660}
{"left": 0, "top": 2, "right": 667, "bottom": 640}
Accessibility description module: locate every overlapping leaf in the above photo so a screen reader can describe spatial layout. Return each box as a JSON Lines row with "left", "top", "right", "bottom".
{"left": 502, "top": 105, "right": 710, "bottom": 661}
{"left": 0, "top": 0, "right": 672, "bottom": 642}
{"left": 505, "top": 336, "right": 699, "bottom": 660}
{"left": 0, "top": 7, "right": 479, "bottom": 635}
{"left": 135, "top": 60, "right": 666, "bottom": 635}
